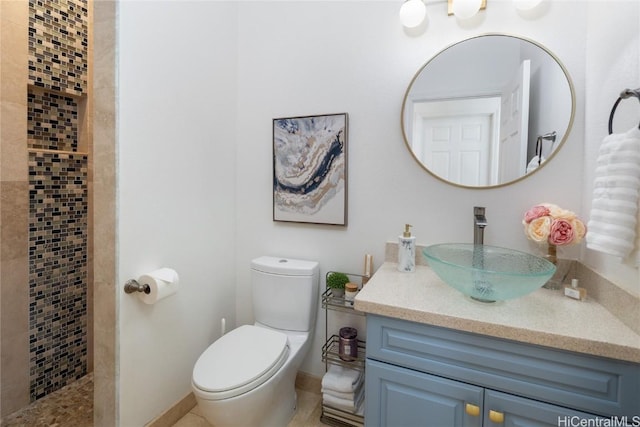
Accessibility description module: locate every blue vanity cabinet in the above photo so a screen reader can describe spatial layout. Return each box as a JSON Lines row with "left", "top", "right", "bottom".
{"left": 365, "top": 315, "right": 640, "bottom": 427}
{"left": 481, "top": 390, "right": 598, "bottom": 426}
{"left": 366, "top": 360, "right": 598, "bottom": 427}
{"left": 366, "top": 359, "right": 484, "bottom": 427}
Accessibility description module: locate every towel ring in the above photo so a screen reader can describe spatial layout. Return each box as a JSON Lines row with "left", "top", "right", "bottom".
{"left": 608, "top": 88, "right": 640, "bottom": 135}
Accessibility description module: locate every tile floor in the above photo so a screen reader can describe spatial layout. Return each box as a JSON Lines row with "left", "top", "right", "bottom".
{"left": 0, "top": 373, "right": 327, "bottom": 427}
{"left": 0, "top": 373, "right": 93, "bottom": 427}
{"left": 172, "top": 387, "right": 325, "bottom": 427}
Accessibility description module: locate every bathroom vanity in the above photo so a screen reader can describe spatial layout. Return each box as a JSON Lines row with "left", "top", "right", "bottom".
{"left": 354, "top": 262, "right": 640, "bottom": 426}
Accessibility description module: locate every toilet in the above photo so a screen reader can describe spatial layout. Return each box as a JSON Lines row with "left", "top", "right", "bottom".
{"left": 191, "top": 256, "right": 319, "bottom": 427}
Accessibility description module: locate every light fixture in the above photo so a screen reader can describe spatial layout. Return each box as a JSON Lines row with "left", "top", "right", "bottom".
{"left": 513, "top": 0, "right": 543, "bottom": 11}
{"left": 399, "top": 0, "right": 544, "bottom": 28}
{"left": 448, "top": 0, "right": 485, "bottom": 19}
{"left": 399, "top": 0, "right": 427, "bottom": 28}
{"left": 400, "top": 0, "right": 487, "bottom": 28}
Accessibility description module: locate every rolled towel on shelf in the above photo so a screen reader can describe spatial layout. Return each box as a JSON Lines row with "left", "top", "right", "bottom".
{"left": 321, "top": 365, "right": 362, "bottom": 393}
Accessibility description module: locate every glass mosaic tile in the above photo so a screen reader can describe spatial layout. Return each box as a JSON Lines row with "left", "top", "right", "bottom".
{"left": 28, "top": 151, "right": 88, "bottom": 401}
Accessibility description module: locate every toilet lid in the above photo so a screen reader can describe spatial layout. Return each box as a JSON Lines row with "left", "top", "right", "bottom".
{"left": 192, "top": 325, "right": 289, "bottom": 399}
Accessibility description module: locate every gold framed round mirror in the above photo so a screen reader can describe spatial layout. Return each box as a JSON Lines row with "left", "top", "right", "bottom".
{"left": 402, "top": 34, "right": 575, "bottom": 189}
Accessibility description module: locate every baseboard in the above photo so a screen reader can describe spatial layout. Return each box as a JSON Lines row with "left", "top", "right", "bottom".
{"left": 295, "top": 371, "right": 322, "bottom": 394}
{"left": 145, "top": 391, "right": 197, "bottom": 427}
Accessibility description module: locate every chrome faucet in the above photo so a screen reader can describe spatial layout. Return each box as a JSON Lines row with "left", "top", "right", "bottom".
{"left": 474, "top": 206, "right": 487, "bottom": 245}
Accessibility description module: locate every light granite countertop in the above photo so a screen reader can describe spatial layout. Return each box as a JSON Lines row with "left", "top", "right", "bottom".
{"left": 354, "top": 262, "right": 640, "bottom": 364}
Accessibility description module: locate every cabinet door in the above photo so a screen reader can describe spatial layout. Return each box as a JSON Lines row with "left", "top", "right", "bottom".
{"left": 366, "top": 359, "right": 483, "bottom": 427}
{"left": 484, "top": 390, "right": 600, "bottom": 427}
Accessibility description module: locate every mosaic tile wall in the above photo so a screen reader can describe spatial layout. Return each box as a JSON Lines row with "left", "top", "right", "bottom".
{"left": 26, "top": 0, "right": 89, "bottom": 402}
{"left": 27, "top": 90, "right": 79, "bottom": 152}
{"left": 28, "top": 152, "right": 88, "bottom": 400}
{"left": 28, "top": 0, "right": 88, "bottom": 96}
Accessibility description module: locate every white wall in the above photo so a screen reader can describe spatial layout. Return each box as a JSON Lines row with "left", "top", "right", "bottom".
{"left": 115, "top": 1, "right": 639, "bottom": 423}
{"left": 234, "top": 0, "right": 591, "bottom": 378}
{"left": 583, "top": 1, "right": 640, "bottom": 296}
{"left": 117, "top": 1, "right": 238, "bottom": 425}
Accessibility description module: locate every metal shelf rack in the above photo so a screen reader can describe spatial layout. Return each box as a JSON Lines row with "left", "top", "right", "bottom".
{"left": 320, "top": 272, "right": 367, "bottom": 427}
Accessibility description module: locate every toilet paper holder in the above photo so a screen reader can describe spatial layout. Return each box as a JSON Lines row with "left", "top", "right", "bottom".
{"left": 124, "top": 279, "right": 151, "bottom": 294}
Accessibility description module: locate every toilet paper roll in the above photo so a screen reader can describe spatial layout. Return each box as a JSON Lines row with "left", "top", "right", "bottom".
{"left": 137, "top": 268, "right": 179, "bottom": 304}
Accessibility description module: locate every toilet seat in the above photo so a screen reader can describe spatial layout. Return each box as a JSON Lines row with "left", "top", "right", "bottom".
{"left": 192, "top": 325, "right": 289, "bottom": 400}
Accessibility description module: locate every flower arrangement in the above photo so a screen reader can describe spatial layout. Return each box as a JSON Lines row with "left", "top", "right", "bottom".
{"left": 522, "top": 203, "right": 587, "bottom": 246}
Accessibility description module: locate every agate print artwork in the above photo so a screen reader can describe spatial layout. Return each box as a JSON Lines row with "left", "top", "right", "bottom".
{"left": 273, "top": 113, "right": 348, "bottom": 225}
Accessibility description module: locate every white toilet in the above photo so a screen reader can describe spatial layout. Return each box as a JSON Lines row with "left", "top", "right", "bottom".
{"left": 191, "top": 256, "right": 319, "bottom": 427}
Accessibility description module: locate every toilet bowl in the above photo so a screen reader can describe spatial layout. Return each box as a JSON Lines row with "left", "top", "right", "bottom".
{"left": 191, "top": 256, "right": 319, "bottom": 427}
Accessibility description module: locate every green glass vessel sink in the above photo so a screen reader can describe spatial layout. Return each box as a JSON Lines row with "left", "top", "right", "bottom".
{"left": 422, "top": 244, "right": 556, "bottom": 302}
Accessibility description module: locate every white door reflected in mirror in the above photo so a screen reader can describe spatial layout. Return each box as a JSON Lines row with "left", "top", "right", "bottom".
{"left": 402, "top": 34, "right": 575, "bottom": 188}
{"left": 412, "top": 98, "right": 497, "bottom": 186}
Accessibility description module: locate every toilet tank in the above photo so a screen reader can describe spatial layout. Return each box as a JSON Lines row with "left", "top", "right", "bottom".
{"left": 251, "top": 256, "right": 319, "bottom": 332}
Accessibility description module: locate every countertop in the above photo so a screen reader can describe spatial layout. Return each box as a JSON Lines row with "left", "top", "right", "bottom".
{"left": 354, "top": 262, "right": 640, "bottom": 364}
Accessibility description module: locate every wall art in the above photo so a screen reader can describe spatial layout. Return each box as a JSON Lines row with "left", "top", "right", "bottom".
{"left": 273, "top": 113, "right": 348, "bottom": 225}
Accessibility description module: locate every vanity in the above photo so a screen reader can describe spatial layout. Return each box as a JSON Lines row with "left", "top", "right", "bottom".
{"left": 351, "top": 30, "right": 640, "bottom": 426}
{"left": 354, "top": 260, "right": 640, "bottom": 426}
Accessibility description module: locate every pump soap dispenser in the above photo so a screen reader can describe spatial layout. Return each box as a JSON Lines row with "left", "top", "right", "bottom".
{"left": 398, "top": 224, "right": 416, "bottom": 273}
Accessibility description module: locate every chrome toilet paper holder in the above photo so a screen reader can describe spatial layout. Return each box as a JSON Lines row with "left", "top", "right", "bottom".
{"left": 124, "top": 279, "right": 151, "bottom": 294}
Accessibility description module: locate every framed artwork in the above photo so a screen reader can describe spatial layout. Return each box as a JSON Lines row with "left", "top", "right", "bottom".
{"left": 273, "top": 113, "right": 348, "bottom": 226}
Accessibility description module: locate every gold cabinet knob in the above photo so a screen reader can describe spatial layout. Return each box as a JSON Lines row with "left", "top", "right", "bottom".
{"left": 489, "top": 410, "right": 505, "bottom": 423}
{"left": 465, "top": 403, "right": 480, "bottom": 416}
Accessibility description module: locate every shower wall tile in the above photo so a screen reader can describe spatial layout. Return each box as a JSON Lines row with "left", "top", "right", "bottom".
{"left": 93, "top": 0, "right": 117, "bottom": 422}
{"left": 1, "top": 0, "right": 32, "bottom": 417}
{"left": 0, "top": 182, "right": 31, "bottom": 416}
{"left": 28, "top": 151, "right": 88, "bottom": 401}
{"left": 28, "top": 0, "right": 88, "bottom": 95}
{"left": 27, "top": 89, "right": 79, "bottom": 152}
{"left": 1, "top": 3, "right": 29, "bottom": 182}
{"left": 1, "top": 101, "right": 29, "bottom": 182}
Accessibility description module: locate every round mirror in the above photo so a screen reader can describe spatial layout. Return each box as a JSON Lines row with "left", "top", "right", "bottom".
{"left": 402, "top": 34, "right": 575, "bottom": 188}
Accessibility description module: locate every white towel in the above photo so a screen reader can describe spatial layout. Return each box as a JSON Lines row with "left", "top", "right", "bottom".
{"left": 587, "top": 126, "right": 640, "bottom": 259}
{"left": 322, "top": 379, "right": 364, "bottom": 401}
{"left": 526, "top": 155, "right": 546, "bottom": 173}
{"left": 321, "top": 365, "right": 362, "bottom": 393}
{"left": 322, "top": 382, "right": 364, "bottom": 413}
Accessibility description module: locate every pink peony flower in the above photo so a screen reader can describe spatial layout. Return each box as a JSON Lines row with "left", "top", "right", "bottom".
{"left": 543, "top": 203, "right": 577, "bottom": 221}
{"left": 523, "top": 205, "right": 551, "bottom": 223}
{"left": 548, "top": 219, "right": 575, "bottom": 246}
{"left": 523, "top": 203, "right": 586, "bottom": 246}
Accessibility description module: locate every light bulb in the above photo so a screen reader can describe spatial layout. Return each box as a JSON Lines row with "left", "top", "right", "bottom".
{"left": 399, "top": 0, "right": 427, "bottom": 28}
{"left": 452, "top": 0, "right": 482, "bottom": 19}
{"left": 513, "top": 0, "right": 543, "bottom": 11}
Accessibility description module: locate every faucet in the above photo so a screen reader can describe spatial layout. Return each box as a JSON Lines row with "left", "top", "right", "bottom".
{"left": 473, "top": 206, "right": 487, "bottom": 245}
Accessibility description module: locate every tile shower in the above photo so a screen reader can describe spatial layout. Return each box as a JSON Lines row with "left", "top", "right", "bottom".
{"left": 0, "top": 0, "right": 93, "bottom": 419}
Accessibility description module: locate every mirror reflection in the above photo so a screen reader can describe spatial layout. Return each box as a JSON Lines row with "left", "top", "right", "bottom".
{"left": 402, "top": 34, "right": 575, "bottom": 188}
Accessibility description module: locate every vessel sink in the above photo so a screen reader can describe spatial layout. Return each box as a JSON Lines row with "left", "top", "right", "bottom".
{"left": 422, "top": 244, "right": 556, "bottom": 302}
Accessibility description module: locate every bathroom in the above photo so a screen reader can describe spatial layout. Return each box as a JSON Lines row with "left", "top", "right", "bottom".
{"left": 0, "top": 0, "right": 638, "bottom": 426}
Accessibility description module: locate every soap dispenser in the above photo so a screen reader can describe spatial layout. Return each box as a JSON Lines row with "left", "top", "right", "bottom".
{"left": 398, "top": 224, "right": 416, "bottom": 273}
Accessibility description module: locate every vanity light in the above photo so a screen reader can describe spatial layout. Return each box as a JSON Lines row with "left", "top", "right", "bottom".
{"left": 448, "top": 0, "right": 485, "bottom": 19}
{"left": 513, "top": 0, "right": 543, "bottom": 11}
{"left": 400, "top": 0, "right": 486, "bottom": 28}
{"left": 399, "top": 0, "right": 427, "bottom": 28}
{"left": 399, "top": 0, "right": 544, "bottom": 28}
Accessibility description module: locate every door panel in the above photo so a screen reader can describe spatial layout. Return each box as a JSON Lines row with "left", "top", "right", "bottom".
{"left": 484, "top": 390, "right": 599, "bottom": 427}
{"left": 366, "top": 359, "right": 483, "bottom": 427}
{"left": 498, "top": 59, "right": 530, "bottom": 182}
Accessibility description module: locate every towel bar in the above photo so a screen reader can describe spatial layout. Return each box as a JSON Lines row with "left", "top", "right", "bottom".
{"left": 608, "top": 87, "right": 640, "bottom": 134}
